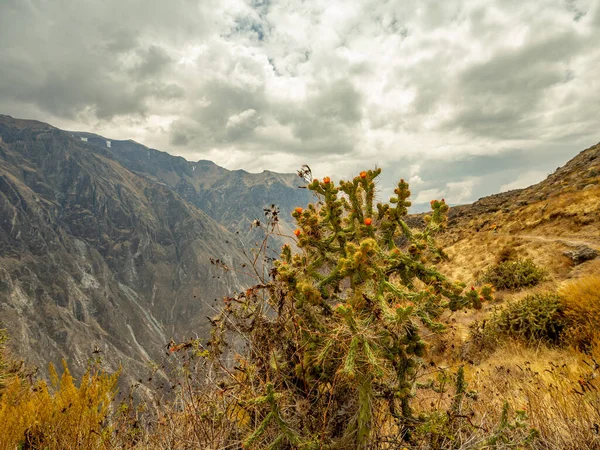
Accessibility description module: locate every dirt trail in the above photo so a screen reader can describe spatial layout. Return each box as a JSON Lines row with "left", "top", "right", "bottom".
{"left": 505, "top": 233, "right": 600, "bottom": 249}
{"left": 448, "top": 232, "right": 599, "bottom": 340}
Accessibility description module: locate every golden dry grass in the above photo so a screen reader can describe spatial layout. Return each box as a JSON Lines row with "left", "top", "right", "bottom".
{"left": 466, "top": 343, "right": 600, "bottom": 449}
{"left": 405, "top": 340, "right": 600, "bottom": 449}
{"left": 412, "top": 176, "right": 600, "bottom": 448}
{"left": 432, "top": 176, "right": 599, "bottom": 343}
{"left": 560, "top": 276, "right": 600, "bottom": 350}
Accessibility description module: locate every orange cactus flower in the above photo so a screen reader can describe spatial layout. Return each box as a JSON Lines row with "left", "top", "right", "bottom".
{"left": 359, "top": 171, "right": 367, "bottom": 179}
{"left": 294, "top": 207, "right": 303, "bottom": 214}
{"left": 294, "top": 229, "right": 301, "bottom": 237}
{"left": 323, "top": 176, "right": 331, "bottom": 184}
{"left": 364, "top": 218, "right": 372, "bottom": 226}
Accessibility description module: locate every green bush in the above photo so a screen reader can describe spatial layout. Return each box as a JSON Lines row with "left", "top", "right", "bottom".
{"left": 488, "top": 293, "right": 565, "bottom": 344}
{"left": 479, "top": 258, "right": 546, "bottom": 290}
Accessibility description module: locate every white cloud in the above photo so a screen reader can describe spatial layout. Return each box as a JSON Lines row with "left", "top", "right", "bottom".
{"left": 1, "top": 0, "right": 599, "bottom": 205}
{"left": 413, "top": 178, "right": 476, "bottom": 206}
{"left": 414, "top": 188, "right": 444, "bottom": 204}
{"left": 226, "top": 109, "right": 261, "bottom": 139}
{"left": 409, "top": 175, "right": 424, "bottom": 186}
{"left": 446, "top": 179, "right": 477, "bottom": 204}
{"left": 500, "top": 170, "right": 548, "bottom": 192}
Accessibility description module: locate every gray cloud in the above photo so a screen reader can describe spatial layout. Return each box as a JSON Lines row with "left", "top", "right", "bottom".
{"left": 169, "top": 78, "right": 268, "bottom": 147}
{"left": 445, "top": 33, "right": 584, "bottom": 139}
{"left": 0, "top": 0, "right": 599, "bottom": 209}
{"left": 0, "top": 0, "right": 219, "bottom": 119}
{"left": 275, "top": 78, "right": 363, "bottom": 149}
{"left": 131, "top": 46, "right": 174, "bottom": 79}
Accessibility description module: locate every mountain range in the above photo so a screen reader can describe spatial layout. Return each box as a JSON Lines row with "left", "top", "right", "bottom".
{"left": 0, "top": 115, "right": 311, "bottom": 386}
{"left": 1, "top": 114, "right": 598, "bottom": 389}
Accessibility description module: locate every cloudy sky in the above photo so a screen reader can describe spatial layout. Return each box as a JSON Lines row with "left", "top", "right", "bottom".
{"left": 1, "top": 0, "right": 599, "bottom": 210}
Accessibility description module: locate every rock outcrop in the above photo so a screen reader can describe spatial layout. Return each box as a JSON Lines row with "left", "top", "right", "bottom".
{"left": 564, "top": 245, "right": 598, "bottom": 265}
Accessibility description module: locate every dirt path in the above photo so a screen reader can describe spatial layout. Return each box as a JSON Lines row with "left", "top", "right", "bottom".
{"left": 505, "top": 233, "right": 600, "bottom": 249}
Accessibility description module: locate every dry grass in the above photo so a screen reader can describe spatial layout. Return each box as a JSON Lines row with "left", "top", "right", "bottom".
{"left": 560, "top": 276, "right": 600, "bottom": 350}
{"left": 438, "top": 176, "right": 599, "bottom": 285}
{"left": 406, "top": 340, "right": 600, "bottom": 449}
{"left": 412, "top": 179, "right": 600, "bottom": 448}
{"left": 467, "top": 343, "right": 600, "bottom": 449}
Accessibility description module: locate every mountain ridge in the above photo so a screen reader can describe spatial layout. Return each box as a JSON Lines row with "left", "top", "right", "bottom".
{"left": 69, "top": 126, "right": 311, "bottom": 242}
{"left": 0, "top": 114, "right": 309, "bottom": 387}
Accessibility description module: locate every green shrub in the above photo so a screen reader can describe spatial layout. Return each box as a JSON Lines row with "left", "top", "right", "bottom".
{"left": 479, "top": 258, "right": 546, "bottom": 290}
{"left": 489, "top": 293, "right": 565, "bottom": 344}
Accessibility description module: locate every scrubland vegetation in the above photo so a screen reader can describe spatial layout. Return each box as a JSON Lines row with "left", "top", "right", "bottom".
{"left": 1, "top": 169, "right": 599, "bottom": 449}
{"left": 478, "top": 259, "right": 546, "bottom": 291}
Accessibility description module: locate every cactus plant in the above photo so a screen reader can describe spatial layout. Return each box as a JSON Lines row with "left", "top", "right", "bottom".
{"left": 479, "top": 259, "right": 546, "bottom": 290}
{"left": 208, "top": 169, "right": 492, "bottom": 448}
{"left": 490, "top": 293, "right": 565, "bottom": 344}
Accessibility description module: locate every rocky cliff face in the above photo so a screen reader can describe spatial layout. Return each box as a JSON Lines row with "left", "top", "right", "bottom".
{"left": 0, "top": 115, "right": 310, "bottom": 384}
{"left": 72, "top": 132, "right": 312, "bottom": 246}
